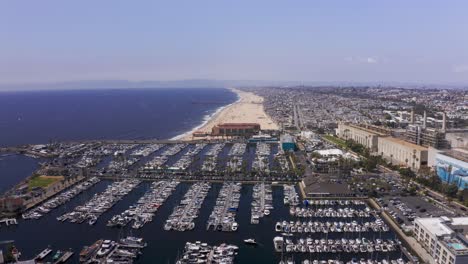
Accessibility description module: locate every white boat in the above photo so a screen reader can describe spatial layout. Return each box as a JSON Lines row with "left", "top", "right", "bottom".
{"left": 231, "top": 222, "right": 238, "bottom": 231}
{"left": 244, "top": 238, "right": 257, "bottom": 244}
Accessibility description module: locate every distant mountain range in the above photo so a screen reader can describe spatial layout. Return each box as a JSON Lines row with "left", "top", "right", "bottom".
{"left": 0, "top": 79, "right": 466, "bottom": 91}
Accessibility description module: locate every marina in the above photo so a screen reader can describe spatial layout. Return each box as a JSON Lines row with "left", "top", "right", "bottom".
{"left": 201, "top": 143, "right": 225, "bottom": 173}
{"left": 165, "top": 182, "right": 211, "bottom": 231}
{"left": 290, "top": 207, "right": 373, "bottom": 218}
{"left": 274, "top": 218, "right": 390, "bottom": 233}
{"left": 251, "top": 183, "right": 273, "bottom": 224}
{"left": 273, "top": 236, "right": 401, "bottom": 253}
{"left": 284, "top": 185, "right": 300, "bottom": 206}
{"left": 175, "top": 241, "right": 239, "bottom": 264}
{"left": 22, "top": 177, "right": 101, "bottom": 220}
{"left": 107, "top": 180, "right": 179, "bottom": 229}
{"left": 0, "top": 182, "right": 410, "bottom": 263}
{"left": 58, "top": 179, "right": 141, "bottom": 225}
{"left": 207, "top": 182, "right": 241, "bottom": 232}
{"left": 252, "top": 142, "right": 271, "bottom": 173}
{"left": 79, "top": 236, "right": 147, "bottom": 263}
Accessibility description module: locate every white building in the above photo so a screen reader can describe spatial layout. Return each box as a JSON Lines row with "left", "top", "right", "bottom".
{"left": 414, "top": 217, "right": 468, "bottom": 264}
{"left": 377, "top": 136, "right": 428, "bottom": 171}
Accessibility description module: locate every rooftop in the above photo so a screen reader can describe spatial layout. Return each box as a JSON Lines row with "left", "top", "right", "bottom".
{"left": 380, "top": 136, "right": 428, "bottom": 151}
{"left": 441, "top": 236, "right": 468, "bottom": 256}
{"left": 415, "top": 217, "right": 454, "bottom": 237}
{"left": 440, "top": 148, "right": 468, "bottom": 163}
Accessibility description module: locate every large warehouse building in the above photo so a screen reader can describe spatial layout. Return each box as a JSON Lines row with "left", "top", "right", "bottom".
{"left": 336, "top": 123, "right": 387, "bottom": 152}
{"left": 377, "top": 136, "right": 428, "bottom": 171}
{"left": 211, "top": 123, "right": 261, "bottom": 137}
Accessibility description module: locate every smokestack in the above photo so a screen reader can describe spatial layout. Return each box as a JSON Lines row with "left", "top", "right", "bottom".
{"left": 423, "top": 111, "right": 427, "bottom": 129}
{"left": 410, "top": 109, "right": 415, "bottom": 124}
{"left": 442, "top": 112, "right": 447, "bottom": 131}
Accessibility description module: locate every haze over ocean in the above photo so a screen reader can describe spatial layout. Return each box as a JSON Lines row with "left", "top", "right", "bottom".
{"left": 0, "top": 88, "right": 237, "bottom": 146}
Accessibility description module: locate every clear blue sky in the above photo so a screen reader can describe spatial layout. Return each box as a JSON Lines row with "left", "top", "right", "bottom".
{"left": 1, "top": 0, "right": 468, "bottom": 85}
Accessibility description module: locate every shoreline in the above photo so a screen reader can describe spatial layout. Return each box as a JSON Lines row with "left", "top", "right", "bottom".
{"left": 179, "top": 88, "right": 278, "bottom": 141}
{"left": 170, "top": 88, "right": 241, "bottom": 140}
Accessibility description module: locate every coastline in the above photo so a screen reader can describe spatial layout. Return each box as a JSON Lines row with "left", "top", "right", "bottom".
{"left": 179, "top": 88, "right": 278, "bottom": 141}
{"left": 170, "top": 90, "right": 241, "bottom": 140}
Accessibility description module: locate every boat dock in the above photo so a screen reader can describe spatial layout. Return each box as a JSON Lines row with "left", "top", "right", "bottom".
{"left": 53, "top": 251, "right": 73, "bottom": 263}
{"left": 0, "top": 218, "right": 18, "bottom": 226}
{"left": 35, "top": 247, "right": 52, "bottom": 260}
{"left": 251, "top": 182, "right": 273, "bottom": 224}
{"left": 107, "top": 180, "right": 179, "bottom": 229}
{"left": 207, "top": 182, "right": 241, "bottom": 232}
{"left": 165, "top": 182, "right": 211, "bottom": 231}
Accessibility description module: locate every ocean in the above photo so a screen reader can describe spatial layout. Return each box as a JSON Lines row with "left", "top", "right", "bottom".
{"left": 0, "top": 88, "right": 238, "bottom": 147}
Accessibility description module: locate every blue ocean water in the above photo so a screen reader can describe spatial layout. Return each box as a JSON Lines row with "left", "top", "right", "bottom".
{"left": 0, "top": 88, "right": 238, "bottom": 146}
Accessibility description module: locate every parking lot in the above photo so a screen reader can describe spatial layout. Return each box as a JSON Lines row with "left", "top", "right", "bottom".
{"left": 377, "top": 195, "right": 456, "bottom": 227}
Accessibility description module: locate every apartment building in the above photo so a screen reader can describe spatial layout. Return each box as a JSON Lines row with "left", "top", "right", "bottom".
{"left": 414, "top": 217, "right": 468, "bottom": 264}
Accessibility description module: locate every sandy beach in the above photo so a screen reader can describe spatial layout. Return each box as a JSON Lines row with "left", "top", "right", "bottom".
{"left": 181, "top": 88, "right": 278, "bottom": 140}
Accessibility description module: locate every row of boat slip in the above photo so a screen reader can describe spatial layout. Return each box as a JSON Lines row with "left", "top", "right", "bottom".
{"left": 164, "top": 182, "right": 211, "bottom": 231}
{"left": 228, "top": 143, "right": 247, "bottom": 156}
{"left": 35, "top": 248, "right": 74, "bottom": 262}
{"left": 58, "top": 179, "right": 141, "bottom": 225}
{"left": 112, "top": 144, "right": 140, "bottom": 156}
{"left": 304, "top": 200, "right": 367, "bottom": 207}
{"left": 251, "top": 183, "right": 274, "bottom": 224}
{"left": 175, "top": 241, "right": 239, "bottom": 264}
{"left": 290, "top": 207, "right": 373, "bottom": 218}
{"left": 22, "top": 177, "right": 101, "bottom": 220}
{"left": 226, "top": 156, "right": 244, "bottom": 172}
{"left": 205, "top": 143, "right": 225, "bottom": 156}
{"left": 130, "top": 143, "right": 165, "bottom": 157}
{"left": 107, "top": 156, "right": 139, "bottom": 173}
{"left": 273, "top": 237, "right": 401, "bottom": 253}
{"left": 274, "top": 219, "right": 390, "bottom": 234}
{"left": 143, "top": 155, "right": 169, "bottom": 169}
{"left": 207, "top": 182, "right": 241, "bottom": 232}
{"left": 79, "top": 236, "right": 147, "bottom": 263}
{"left": 201, "top": 156, "right": 217, "bottom": 172}
{"left": 172, "top": 154, "right": 194, "bottom": 171}
{"left": 252, "top": 155, "right": 270, "bottom": 173}
{"left": 255, "top": 142, "right": 271, "bottom": 156}
{"left": 283, "top": 185, "right": 300, "bottom": 206}
{"left": 275, "top": 151, "right": 290, "bottom": 172}
{"left": 160, "top": 143, "right": 188, "bottom": 156}
{"left": 107, "top": 181, "right": 179, "bottom": 229}
{"left": 74, "top": 144, "right": 123, "bottom": 168}
{"left": 185, "top": 143, "right": 207, "bottom": 156}
{"left": 293, "top": 258, "right": 408, "bottom": 264}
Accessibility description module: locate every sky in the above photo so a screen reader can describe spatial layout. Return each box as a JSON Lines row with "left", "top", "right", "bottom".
{"left": 1, "top": 0, "right": 468, "bottom": 85}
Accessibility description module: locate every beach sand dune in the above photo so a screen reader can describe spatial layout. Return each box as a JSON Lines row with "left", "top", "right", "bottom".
{"left": 182, "top": 88, "right": 278, "bottom": 140}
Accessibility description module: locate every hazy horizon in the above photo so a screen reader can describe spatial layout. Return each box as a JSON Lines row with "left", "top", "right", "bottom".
{"left": 2, "top": 1, "right": 468, "bottom": 86}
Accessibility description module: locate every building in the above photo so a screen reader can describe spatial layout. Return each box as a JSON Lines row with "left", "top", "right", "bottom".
{"left": 280, "top": 134, "right": 296, "bottom": 151}
{"left": 405, "top": 125, "right": 448, "bottom": 149}
{"left": 445, "top": 131, "right": 468, "bottom": 149}
{"left": 377, "top": 136, "right": 428, "bottom": 171}
{"left": 211, "top": 123, "right": 260, "bottom": 137}
{"left": 414, "top": 217, "right": 468, "bottom": 264}
{"left": 433, "top": 149, "right": 468, "bottom": 190}
{"left": 0, "top": 196, "right": 25, "bottom": 214}
{"left": 248, "top": 134, "right": 278, "bottom": 143}
{"left": 336, "top": 123, "right": 386, "bottom": 152}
